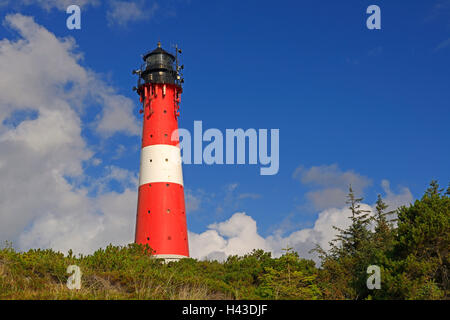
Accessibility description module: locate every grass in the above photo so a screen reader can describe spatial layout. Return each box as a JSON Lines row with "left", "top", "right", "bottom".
{"left": 0, "top": 243, "right": 318, "bottom": 300}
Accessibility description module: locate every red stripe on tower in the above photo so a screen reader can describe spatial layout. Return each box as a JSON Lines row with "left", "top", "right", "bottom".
{"left": 133, "top": 42, "right": 188, "bottom": 261}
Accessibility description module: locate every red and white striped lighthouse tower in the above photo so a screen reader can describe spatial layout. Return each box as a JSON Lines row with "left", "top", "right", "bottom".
{"left": 133, "top": 42, "right": 189, "bottom": 261}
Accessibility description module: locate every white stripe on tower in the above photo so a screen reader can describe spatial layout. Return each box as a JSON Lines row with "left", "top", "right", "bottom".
{"left": 139, "top": 144, "right": 184, "bottom": 186}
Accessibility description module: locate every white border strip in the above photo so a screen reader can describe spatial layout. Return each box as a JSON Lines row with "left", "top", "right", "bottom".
{"left": 153, "top": 254, "right": 189, "bottom": 262}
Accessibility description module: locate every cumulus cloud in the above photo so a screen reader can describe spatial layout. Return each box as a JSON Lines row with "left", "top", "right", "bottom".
{"left": 293, "top": 164, "right": 372, "bottom": 210}
{"left": 189, "top": 213, "right": 270, "bottom": 261}
{"left": 380, "top": 179, "right": 413, "bottom": 210}
{"left": 18, "top": 189, "right": 137, "bottom": 254}
{"left": 188, "top": 207, "right": 367, "bottom": 263}
{"left": 0, "top": 14, "right": 139, "bottom": 136}
{"left": 189, "top": 196, "right": 409, "bottom": 263}
{"left": 106, "top": 0, "right": 159, "bottom": 27}
{"left": 0, "top": 14, "right": 138, "bottom": 253}
{"left": 189, "top": 178, "right": 412, "bottom": 263}
{"left": 94, "top": 88, "right": 140, "bottom": 137}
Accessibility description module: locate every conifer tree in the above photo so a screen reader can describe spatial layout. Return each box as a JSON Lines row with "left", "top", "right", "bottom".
{"left": 331, "top": 185, "right": 371, "bottom": 256}
{"left": 425, "top": 180, "right": 442, "bottom": 197}
{"left": 373, "top": 194, "right": 396, "bottom": 250}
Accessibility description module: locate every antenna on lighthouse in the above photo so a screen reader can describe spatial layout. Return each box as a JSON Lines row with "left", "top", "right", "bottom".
{"left": 174, "top": 44, "right": 184, "bottom": 85}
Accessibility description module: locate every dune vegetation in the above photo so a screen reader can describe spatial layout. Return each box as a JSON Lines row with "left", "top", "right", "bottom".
{"left": 0, "top": 181, "right": 448, "bottom": 300}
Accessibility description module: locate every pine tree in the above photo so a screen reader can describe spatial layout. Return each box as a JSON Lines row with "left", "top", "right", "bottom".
{"left": 373, "top": 194, "right": 396, "bottom": 249}
{"left": 331, "top": 185, "right": 371, "bottom": 255}
{"left": 425, "top": 180, "right": 442, "bottom": 198}
{"left": 321, "top": 186, "right": 373, "bottom": 299}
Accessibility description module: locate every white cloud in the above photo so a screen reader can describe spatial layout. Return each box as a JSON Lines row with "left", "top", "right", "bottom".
{"left": 0, "top": 14, "right": 139, "bottom": 137}
{"left": 304, "top": 187, "right": 348, "bottom": 211}
{"left": 189, "top": 181, "right": 412, "bottom": 263}
{"left": 106, "top": 0, "right": 159, "bottom": 27}
{"left": 294, "top": 164, "right": 371, "bottom": 191}
{"left": 267, "top": 205, "right": 372, "bottom": 261}
{"left": 92, "top": 165, "right": 139, "bottom": 194}
{"left": 95, "top": 93, "right": 140, "bottom": 137}
{"left": 1, "top": 0, "right": 99, "bottom": 11}
{"left": 188, "top": 207, "right": 361, "bottom": 263}
{"left": 18, "top": 189, "right": 137, "bottom": 254}
{"left": 1, "top": 0, "right": 160, "bottom": 29}
{"left": 91, "top": 158, "right": 102, "bottom": 166}
{"left": 0, "top": 14, "right": 138, "bottom": 253}
{"left": 380, "top": 179, "right": 413, "bottom": 211}
{"left": 185, "top": 189, "right": 202, "bottom": 212}
{"left": 189, "top": 212, "right": 270, "bottom": 261}
{"left": 293, "top": 164, "right": 372, "bottom": 210}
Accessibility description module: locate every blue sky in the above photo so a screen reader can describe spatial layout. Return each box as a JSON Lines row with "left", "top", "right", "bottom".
{"left": 0, "top": 0, "right": 448, "bottom": 259}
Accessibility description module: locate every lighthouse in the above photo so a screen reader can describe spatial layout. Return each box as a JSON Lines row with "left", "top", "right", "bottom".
{"left": 133, "top": 42, "right": 189, "bottom": 261}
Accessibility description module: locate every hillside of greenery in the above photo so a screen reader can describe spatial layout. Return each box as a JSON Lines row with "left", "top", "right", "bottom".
{"left": 0, "top": 181, "right": 448, "bottom": 300}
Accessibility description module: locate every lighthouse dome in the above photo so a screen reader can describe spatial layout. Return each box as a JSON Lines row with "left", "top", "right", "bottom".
{"left": 141, "top": 42, "right": 177, "bottom": 85}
